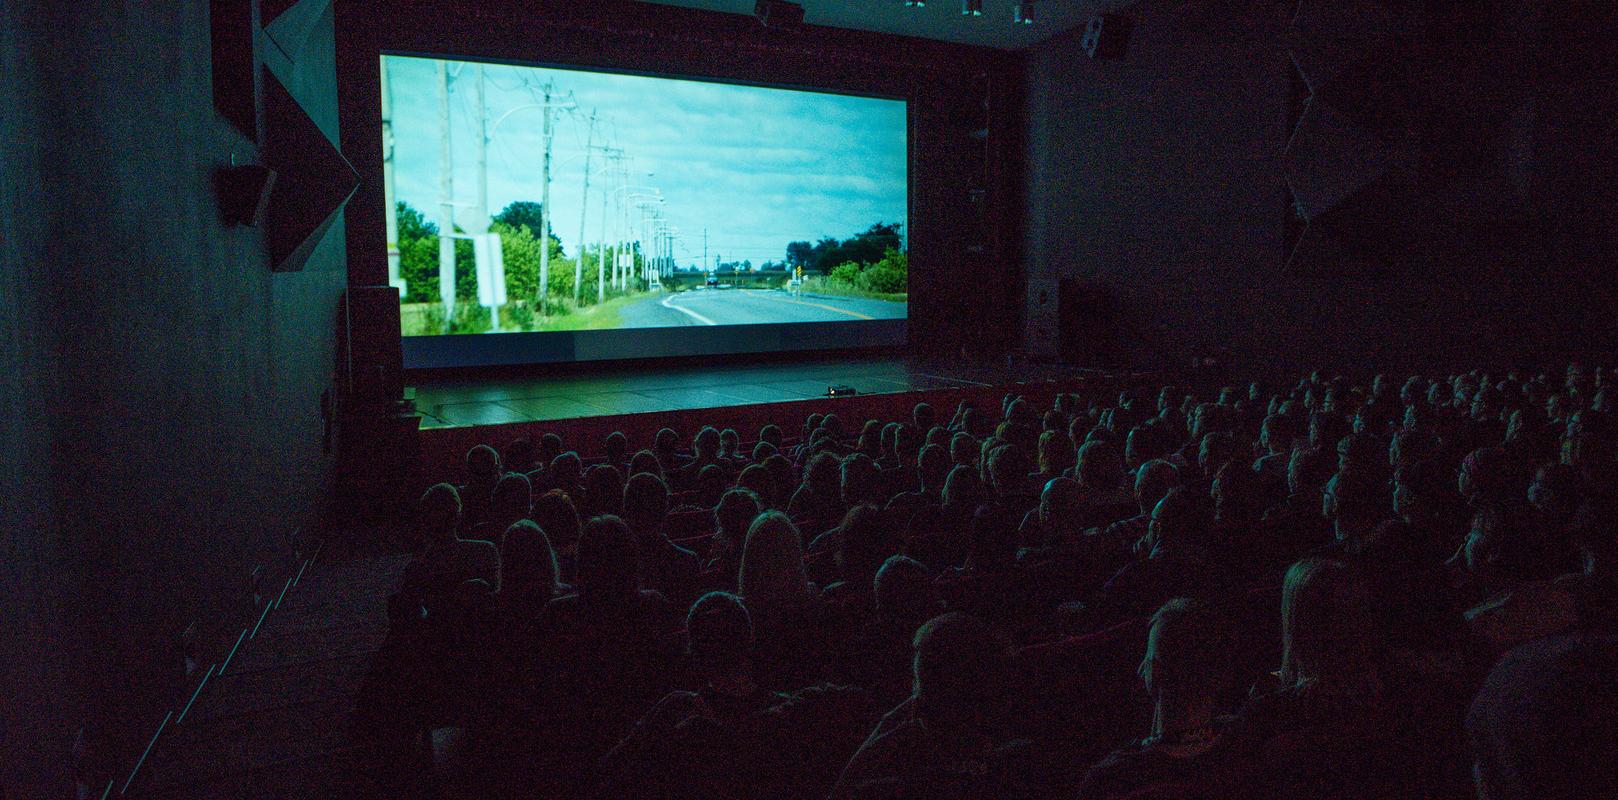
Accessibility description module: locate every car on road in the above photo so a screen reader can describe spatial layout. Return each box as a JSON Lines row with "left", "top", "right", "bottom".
{"left": 706, "top": 273, "right": 718, "bottom": 288}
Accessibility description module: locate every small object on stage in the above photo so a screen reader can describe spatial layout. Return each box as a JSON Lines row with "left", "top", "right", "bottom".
{"left": 827, "top": 385, "right": 858, "bottom": 398}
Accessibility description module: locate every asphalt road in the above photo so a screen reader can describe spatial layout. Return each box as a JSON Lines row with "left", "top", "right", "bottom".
{"left": 617, "top": 288, "right": 907, "bottom": 329}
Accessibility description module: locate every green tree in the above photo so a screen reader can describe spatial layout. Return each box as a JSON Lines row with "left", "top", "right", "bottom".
{"left": 453, "top": 232, "right": 478, "bottom": 302}
{"left": 397, "top": 201, "right": 440, "bottom": 303}
{"left": 841, "top": 223, "right": 903, "bottom": 266}
{"left": 491, "top": 221, "right": 544, "bottom": 302}
{"left": 785, "top": 241, "right": 813, "bottom": 269}
{"left": 493, "top": 201, "right": 566, "bottom": 258}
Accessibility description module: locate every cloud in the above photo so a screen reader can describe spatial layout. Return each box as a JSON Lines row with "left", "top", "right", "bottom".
{"left": 384, "top": 55, "right": 907, "bottom": 265}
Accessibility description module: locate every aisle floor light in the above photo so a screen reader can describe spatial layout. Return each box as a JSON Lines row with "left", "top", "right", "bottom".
{"left": 963, "top": 0, "right": 983, "bottom": 15}
{"left": 1015, "top": 0, "right": 1035, "bottom": 24}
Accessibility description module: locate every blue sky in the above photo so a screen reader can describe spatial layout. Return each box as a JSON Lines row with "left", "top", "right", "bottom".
{"left": 384, "top": 55, "right": 908, "bottom": 268}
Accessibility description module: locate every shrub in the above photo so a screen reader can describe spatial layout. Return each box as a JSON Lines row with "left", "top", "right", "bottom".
{"left": 829, "top": 262, "right": 862, "bottom": 286}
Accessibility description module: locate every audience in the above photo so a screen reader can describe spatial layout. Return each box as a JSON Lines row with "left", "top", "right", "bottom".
{"left": 374, "top": 365, "right": 1618, "bottom": 800}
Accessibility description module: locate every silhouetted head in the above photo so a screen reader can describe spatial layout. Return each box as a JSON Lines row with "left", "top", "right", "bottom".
{"left": 739, "top": 510, "right": 810, "bottom": 610}
{"left": 531, "top": 489, "right": 581, "bottom": 555}
{"left": 580, "top": 464, "right": 624, "bottom": 518}
{"left": 737, "top": 463, "right": 776, "bottom": 508}
{"left": 986, "top": 443, "right": 1032, "bottom": 500}
{"left": 604, "top": 431, "right": 629, "bottom": 464}
{"left": 917, "top": 443, "right": 952, "bottom": 495}
{"left": 840, "top": 453, "right": 884, "bottom": 507}
{"left": 875, "top": 555, "right": 939, "bottom": 624}
{"left": 653, "top": 428, "right": 680, "bottom": 472}
{"left": 912, "top": 402, "right": 935, "bottom": 433}
{"left": 500, "top": 520, "right": 561, "bottom": 598}
{"left": 1323, "top": 469, "right": 1389, "bottom": 541}
{"left": 503, "top": 438, "right": 536, "bottom": 474}
{"left": 1197, "top": 431, "right": 1238, "bottom": 481}
{"left": 1287, "top": 446, "right": 1334, "bottom": 496}
{"left": 547, "top": 451, "right": 583, "bottom": 491}
{"left": 1459, "top": 446, "right": 1512, "bottom": 507}
{"left": 714, "top": 488, "right": 762, "bottom": 545}
{"left": 1468, "top": 636, "right": 1618, "bottom": 800}
{"left": 628, "top": 449, "right": 664, "bottom": 483}
{"left": 418, "top": 483, "right": 462, "bottom": 545}
{"left": 491, "top": 472, "right": 533, "bottom": 521}
{"left": 803, "top": 451, "right": 841, "bottom": 498}
{"left": 752, "top": 440, "right": 778, "bottom": 462}
{"left": 1075, "top": 440, "right": 1123, "bottom": 494}
{"left": 949, "top": 432, "right": 978, "bottom": 468}
{"left": 576, "top": 514, "right": 640, "bottom": 605}
{"left": 538, "top": 433, "right": 564, "bottom": 463}
{"left": 1140, "top": 597, "right": 1231, "bottom": 700}
{"left": 941, "top": 464, "right": 982, "bottom": 510}
{"left": 1147, "top": 487, "right": 1212, "bottom": 555}
{"left": 838, "top": 505, "right": 901, "bottom": 585}
{"left": 694, "top": 464, "right": 728, "bottom": 509}
{"left": 1134, "top": 459, "right": 1181, "bottom": 516}
{"left": 1037, "top": 477, "right": 1083, "bottom": 531}
{"left": 621, "top": 471, "right": 670, "bottom": 537}
{"left": 967, "top": 504, "right": 1018, "bottom": 572}
{"left": 895, "top": 424, "right": 923, "bottom": 465}
{"left": 466, "top": 445, "right": 502, "bottom": 485}
{"left": 1336, "top": 432, "right": 1385, "bottom": 474}
{"left": 685, "top": 591, "right": 755, "bottom": 678}
{"left": 1280, "top": 558, "right": 1377, "bottom": 689}
{"left": 763, "top": 455, "right": 795, "bottom": 506}
{"left": 693, "top": 426, "right": 721, "bottom": 459}
{"left": 758, "top": 424, "right": 782, "bottom": 448}
{"left": 1038, "top": 429, "right": 1075, "bottom": 477}
{"left": 1212, "top": 461, "right": 1263, "bottom": 525}
{"left": 911, "top": 613, "right": 1007, "bottom": 731}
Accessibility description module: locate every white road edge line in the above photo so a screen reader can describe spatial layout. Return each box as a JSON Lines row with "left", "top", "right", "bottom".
{"left": 660, "top": 294, "right": 718, "bottom": 326}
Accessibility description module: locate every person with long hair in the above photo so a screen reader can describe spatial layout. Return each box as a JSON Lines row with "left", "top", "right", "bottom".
{"left": 738, "top": 511, "right": 817, "bottom": 620}
{"left": 1078, "top": 598, "right": 1238, "bottom": 800}
{"left": 1225, "top": 558, "right": 1408, "bottom": 799}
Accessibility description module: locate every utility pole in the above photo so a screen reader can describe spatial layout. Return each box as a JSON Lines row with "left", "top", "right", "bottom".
{"left": 703, "top": 228, "right": 707, "bottom": 275}
{"left": 538, "top": 81, "right": 554, "bottom": 305}
{"left": 575, "top": 111, "right": 595, "bottom": 305}
{"left": 474, "top": 64, "right": 498, "bottom": 331}
{"left": 437, "top": 61, "right": 456, "bottom": 330}
{"left": 595, "top": 145, "right": 620, "bottom": 304}
{"left": 381, "top": 57, "right": 405, "bottom": 296}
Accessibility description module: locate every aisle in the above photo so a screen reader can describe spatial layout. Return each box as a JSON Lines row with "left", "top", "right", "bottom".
{"left": 128, "top": 554, "right": 412, "bottom": 799}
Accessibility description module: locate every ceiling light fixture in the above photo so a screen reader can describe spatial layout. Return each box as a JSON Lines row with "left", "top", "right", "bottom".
{"left": 1014, "top": 0, "right": 1035, "bottom": 24}
{"left": 962, "top": 0, "right": 983, "bottom": 15}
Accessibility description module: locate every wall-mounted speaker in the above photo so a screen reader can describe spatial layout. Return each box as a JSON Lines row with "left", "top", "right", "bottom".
{"left": 1081, "top": 13, "right": 1132, "bottom": 59}
{"left": 214, "top": 163, "right": 277, "bottom": 227}
{"left": 340, "top": 286, "right": 404, "bottom": 402}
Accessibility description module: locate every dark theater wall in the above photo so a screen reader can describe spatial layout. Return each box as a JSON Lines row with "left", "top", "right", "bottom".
{"left": 1023, "top": 0, "right": 1618, "bottom": 379}
{"left": 0, "top": 1, "right": 345, "bottom": 793}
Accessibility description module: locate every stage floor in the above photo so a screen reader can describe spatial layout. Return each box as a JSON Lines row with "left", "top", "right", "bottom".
{"left": 409, "top": 355, "right": 1085, "bottom": 429}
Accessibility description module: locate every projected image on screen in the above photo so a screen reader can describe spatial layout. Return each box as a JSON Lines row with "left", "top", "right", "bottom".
{"left": 382, "top": 55, "right": 908, "bottom": 338}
